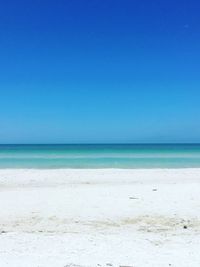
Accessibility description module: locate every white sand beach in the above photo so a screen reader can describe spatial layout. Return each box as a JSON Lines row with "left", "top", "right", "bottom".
{"left": 0, "top": 169, "right": 200, "bottom": 267}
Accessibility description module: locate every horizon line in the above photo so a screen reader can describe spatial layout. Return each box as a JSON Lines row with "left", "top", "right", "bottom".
{"left": 0, "top": 143, "right": 200, "bottom": 146}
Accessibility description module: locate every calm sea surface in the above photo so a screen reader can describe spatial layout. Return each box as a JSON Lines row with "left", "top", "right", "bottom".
{"left": 0, "top": 144, "right": 200, "bottom": 169}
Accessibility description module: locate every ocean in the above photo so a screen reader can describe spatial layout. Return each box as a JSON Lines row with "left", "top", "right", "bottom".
{"left": 0, "top": 144, "right": 200, "bottom": 169}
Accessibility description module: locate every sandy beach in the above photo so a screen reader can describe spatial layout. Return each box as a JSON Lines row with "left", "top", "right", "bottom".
{"left": 0, "top": 168, "right": 200, "bottom": 267}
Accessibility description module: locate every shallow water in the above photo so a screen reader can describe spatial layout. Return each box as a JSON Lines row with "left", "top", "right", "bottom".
{"left": 0, "top": 144, "right": 200, "bottom": 168}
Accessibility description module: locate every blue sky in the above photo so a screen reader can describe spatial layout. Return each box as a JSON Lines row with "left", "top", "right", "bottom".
{"left": 0, "top": 0, "right": 200, "bottom": 143}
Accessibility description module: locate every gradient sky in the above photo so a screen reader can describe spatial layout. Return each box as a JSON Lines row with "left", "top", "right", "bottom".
{"left": 0, "top": 0, "right": 200, "bottom": 143}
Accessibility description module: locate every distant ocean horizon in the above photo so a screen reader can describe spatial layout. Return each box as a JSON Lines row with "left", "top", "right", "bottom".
{"left": 0, "top": 144, "right": 200, "bottom": 169}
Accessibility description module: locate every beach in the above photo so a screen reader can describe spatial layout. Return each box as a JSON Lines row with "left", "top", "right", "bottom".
{"left": 0, "top": 168, "right": 200, "bottom": 267}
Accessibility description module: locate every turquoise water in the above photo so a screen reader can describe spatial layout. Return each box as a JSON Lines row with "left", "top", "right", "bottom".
{"left": 0, "top": 144, "right": 200, "bottom": 169}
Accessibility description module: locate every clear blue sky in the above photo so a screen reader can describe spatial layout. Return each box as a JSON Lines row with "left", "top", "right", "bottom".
{"left": 0, "top": 0, "right": 200, "bottom": 144}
